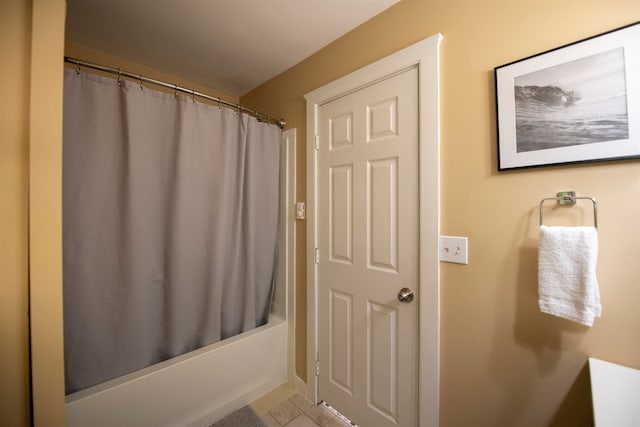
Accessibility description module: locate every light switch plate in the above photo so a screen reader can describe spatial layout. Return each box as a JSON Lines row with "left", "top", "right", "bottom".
{"left": 439, "top": 236, "right": 468, "bottom": 264}
{"left": 295, "top": 202, "right": 305, "bottom": 220}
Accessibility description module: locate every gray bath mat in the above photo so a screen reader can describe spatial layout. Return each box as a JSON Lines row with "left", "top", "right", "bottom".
{"left": 210, "top": 405, "right": 266, "bottom": 427}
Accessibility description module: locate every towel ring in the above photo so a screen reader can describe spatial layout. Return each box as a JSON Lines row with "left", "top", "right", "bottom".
{"left": 539, "top": 192, "right": 598, "bottom": 229}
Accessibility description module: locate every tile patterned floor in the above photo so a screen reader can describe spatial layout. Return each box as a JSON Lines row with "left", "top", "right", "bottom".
{"left": 250, "top": 384, "right": 353, "bottom": 427}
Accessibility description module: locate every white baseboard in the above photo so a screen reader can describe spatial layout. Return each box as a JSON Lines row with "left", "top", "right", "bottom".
{"left": 290, "top": 373, "right": 307, "bottom": 398}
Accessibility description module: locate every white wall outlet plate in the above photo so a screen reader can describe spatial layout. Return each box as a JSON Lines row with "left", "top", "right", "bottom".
{"left": 439, "top": 236, "right": 468, "bottom": 264}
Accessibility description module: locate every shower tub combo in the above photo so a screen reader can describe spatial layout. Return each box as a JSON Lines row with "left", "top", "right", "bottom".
{"left": 62, "top": 68, "right": 295, "bottom": 426}
{"left": 64, "top": 120, "right": 295, "bottom": 427}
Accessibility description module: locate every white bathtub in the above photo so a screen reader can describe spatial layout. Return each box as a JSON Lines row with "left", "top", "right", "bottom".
{"left": 66, "top": 315, "right": 287, "bottom": 427}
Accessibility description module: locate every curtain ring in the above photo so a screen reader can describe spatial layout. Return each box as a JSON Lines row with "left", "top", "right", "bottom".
{"left": 76, "top": 59, "right": 81, "bottom": 76}
{"left": 191, "top": 89, "right": 195, "bottom": 103}
{"left": 139, "top": 74, "right": 143, "bottom": 90}
{"left": 117, "top": 69, "right": 122, "bottom": 86}
{"left": 217, "top": 98, "right": 221, "bottom": 111}
{"left": 174, "top": 84, "right": 178, "bottom": 99}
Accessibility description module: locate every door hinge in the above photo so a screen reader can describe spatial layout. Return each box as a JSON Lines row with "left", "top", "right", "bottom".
{"left": 314, "top": 248, "right": 320, "bottom": 264}
{"left": 314, "top": 134, "right": 320, "bottom": 151}
{"left": 315, "top": 360, "right": 320, "bottom": 377}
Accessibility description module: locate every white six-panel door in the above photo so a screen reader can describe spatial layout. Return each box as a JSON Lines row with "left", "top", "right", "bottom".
{"left": 317, "top": 67, "right": 419, "bottom": 427}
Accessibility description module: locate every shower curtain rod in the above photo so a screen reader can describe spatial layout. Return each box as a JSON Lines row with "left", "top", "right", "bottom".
{"left": 64, "top": 57, "right": 286, "bottom": 129}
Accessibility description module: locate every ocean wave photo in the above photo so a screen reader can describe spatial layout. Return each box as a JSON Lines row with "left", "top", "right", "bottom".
{"left": 513, "top": 48, "right": 629, "bottom": 153}
{"left": 515, "top": 87, "right": 629, "bottom": 152}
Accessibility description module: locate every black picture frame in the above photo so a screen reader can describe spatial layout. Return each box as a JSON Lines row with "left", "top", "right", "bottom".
{"left": 495, "top": 22, "right": 640, "bottom": 171}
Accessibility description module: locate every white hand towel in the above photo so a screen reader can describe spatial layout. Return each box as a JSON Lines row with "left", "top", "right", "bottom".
{"left": 538, "top": 225, "right": 601, "bottom": 326}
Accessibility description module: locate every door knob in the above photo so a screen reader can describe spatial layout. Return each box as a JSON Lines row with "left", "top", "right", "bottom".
{"left": 397, "top": 287, "right": 414, "bottom": 303}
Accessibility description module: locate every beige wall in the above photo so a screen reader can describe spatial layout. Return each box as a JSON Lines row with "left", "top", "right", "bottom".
{"left": 0, "top": 1, "right": 68, "bottom": 425}
{"left": 242, "top": 0, "right": 640, "bottom": 425}
{"left": 1, "top": 1, "right": 68, "bottom": 425}
{"left": 29, "top": 0, "right": 67, "bottom": 425}
{"left": 0, "top": 0, "right": 33, "bottom": 424}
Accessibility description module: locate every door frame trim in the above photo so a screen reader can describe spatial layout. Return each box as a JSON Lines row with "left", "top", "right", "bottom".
{"left": 281, "top": 128, "right": 308, "bottom": 396}
{"left": 304, "top": 34, "right": 442, "bottom": 426}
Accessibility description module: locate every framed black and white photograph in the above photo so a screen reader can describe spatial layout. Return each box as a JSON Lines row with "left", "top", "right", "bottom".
{"left": 495, "top": 22, "right": 640, "bottom": 170}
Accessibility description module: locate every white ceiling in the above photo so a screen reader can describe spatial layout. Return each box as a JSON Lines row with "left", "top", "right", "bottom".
{"left": 65, "top": 0, "right": 400, "bottom": 97}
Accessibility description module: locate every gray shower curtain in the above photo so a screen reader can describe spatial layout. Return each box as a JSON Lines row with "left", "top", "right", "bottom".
{"left": 62, "top": 69, "right": 281, "bottom": 394}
